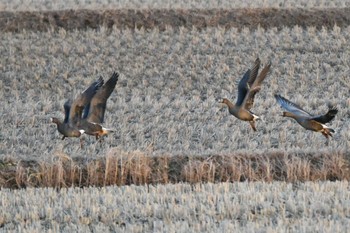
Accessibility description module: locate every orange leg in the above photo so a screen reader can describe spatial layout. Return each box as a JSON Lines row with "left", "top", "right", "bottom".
{"left": 249, "top": 121, "right": 257, "bottom": 131}
{"left": 79, "top": 138, "right": 84, "bottom": 149}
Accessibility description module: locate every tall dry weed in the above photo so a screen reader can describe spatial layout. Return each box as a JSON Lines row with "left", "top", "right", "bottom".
{"left": 181, "top": 158, "right": 217, "bottom": 183}
{"left": 1, "top": 151, "right": 348, "bottom": 188}
{"left": 104, "top": 149, "right": 152, "bottom": 185}
{"left": 285, "top": 156, "right": 311, "bottom": 182}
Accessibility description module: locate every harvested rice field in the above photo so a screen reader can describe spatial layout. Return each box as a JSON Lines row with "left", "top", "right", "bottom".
{"left": 1, "top": 182, "right": 350, "bottom": 232}
{"left": 1, "top": 20, "right": 349, "bottom": 169}
{"left": 0, "top": 0, "right": 350, "bottom": 231}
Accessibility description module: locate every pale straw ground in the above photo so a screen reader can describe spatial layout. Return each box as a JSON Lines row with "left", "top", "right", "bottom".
{"left": 1, "top": 181, "right": 350, "bottom": 232}
{"left": 0, "top": 1, "right": 350, "bottom": 231}
{"left": 1, "top": 26, "right": 349, "bottom": 161}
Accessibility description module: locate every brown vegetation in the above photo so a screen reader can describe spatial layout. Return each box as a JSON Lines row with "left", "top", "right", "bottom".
{"left": 1, "top": 8, "right": 350, "bottom": 33}
{"left": 1, "top": 150, "right": 349, "bottom": 189}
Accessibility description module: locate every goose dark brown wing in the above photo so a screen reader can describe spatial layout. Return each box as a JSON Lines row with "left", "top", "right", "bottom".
{"left": 86, "top": 72, "right": 119, "bottom": 123}
{"left": 242, "top": 86, "right": 261, "bottom": 111}
{"left": 236, "top": 58, "right": 260, "bottom": 106}
{"left": 246, "top": 57, "right": 261, "bottom": 90}
{"left": 63, "top": 99, "right": 72, "bottom": 124}
{"left": 251, "top": 61, "right": 271, "bottom": 89}
{"left": 242, "top": 61, "right": 270, "bottom": 110}
{"left": 311, "top": 106, "right": 338, "bottom": 124}
{"left": 236, "top": 69, "right": 250, "bottom": 106}
{"left": 69, "top": 77, "right": 104, "bottom": 125}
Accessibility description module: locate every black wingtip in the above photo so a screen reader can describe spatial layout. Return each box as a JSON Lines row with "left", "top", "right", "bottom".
{"left": 274, "top": 94, "right": 281, "bottom": 99}
{"left": 326, "top": 109, "right": 338, "bottom": 121}
{"left": 274, "top": 94, "right": 286, "bottom": 106}
{"left": 96, "top": 76, "right": 104, "bottom": 89}
{"left": 327, "top": 107, "right": 338, "bottom": 117}
{"left": 112, "top": 72, "right": 119, "bottom": 81}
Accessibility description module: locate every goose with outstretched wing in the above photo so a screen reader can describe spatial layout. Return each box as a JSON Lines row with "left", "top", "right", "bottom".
{"left": 79, "top": 72, "right": 119, "bottom": 139}
{"left": 220, "top": 57, "right": 271, "bottom": 131}
{"left": 51, "top": 77, "right": 103, "bottom": 146}
{"left": 274, "top": 94, "right": 338, "bottom": 138}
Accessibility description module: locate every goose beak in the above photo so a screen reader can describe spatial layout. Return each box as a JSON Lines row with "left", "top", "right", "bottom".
{"left": 218, "top": 101, "right": 226, "bottom": 109}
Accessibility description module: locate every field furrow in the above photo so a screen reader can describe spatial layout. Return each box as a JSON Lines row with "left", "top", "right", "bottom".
{"left": 1, "top": 8, "right": 350, "bottom": 33}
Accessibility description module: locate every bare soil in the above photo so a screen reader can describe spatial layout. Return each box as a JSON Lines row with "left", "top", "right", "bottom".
{"left": 1, "top": 8, "right": 350, "bottom": 33}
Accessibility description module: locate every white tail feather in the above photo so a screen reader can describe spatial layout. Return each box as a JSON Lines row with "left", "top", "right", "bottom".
{"left": 321, "top": 124, "right": 335, "bottom": 133}
{"left": 102, "top": 127, "right": 116, "bottom": 132}
{"left": 252, "top": 114, "right": 260, "bottom": 121}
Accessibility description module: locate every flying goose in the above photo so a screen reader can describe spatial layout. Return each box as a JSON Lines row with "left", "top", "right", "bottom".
{"left": 274, "top": 94, "right": 338, "bottom": 138}
{"left": 68, "top": 76, "right": 104, "bottom": 126}
{"left": 51, "top": 77, "right": 103, "bottom": 142}
{"left": 220, "top": 58, "right": 271, "bottom": 131}
{"left": 79, "top": 72, "right": 119, "bottom": 139}
{"left": 83, "top": 72, "right": 119, "bottom": 124}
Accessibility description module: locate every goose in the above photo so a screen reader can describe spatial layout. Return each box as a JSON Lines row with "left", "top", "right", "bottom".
{"left": 220, "top": 58, "right": 271, "bottom": 131}
{"left": 83, "top": 72, "right": 119, "bottom": 124}
{"left": 78, "top": 72, "right": 119, "bottom": 139}
{"left": 274, "top": 94, "right": 338, "bottom": 138}
{"left": 68, "top": 76, "right": 104, "bottom": 126}
{"left": 51, "top": 77, "right": 103, "bottom": 141}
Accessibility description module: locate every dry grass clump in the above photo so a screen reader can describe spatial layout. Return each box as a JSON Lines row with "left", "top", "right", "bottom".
{"left": 1, "top": 0, "right": 350, "bottom": 11}
{"left": 11, "top": 149, "right": 153, "bottom": 188}
{"left": 1, "top": 150, "right": 349, "bottom": 188}
{"left": 1, "top": 181, "right": 350, "bottom": 232}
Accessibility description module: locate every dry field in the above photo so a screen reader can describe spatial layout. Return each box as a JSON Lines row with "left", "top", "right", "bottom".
{"left": 0, "top": 1, "right": 350, "bottom": 231}
{"left": 1, "top": 25, "right": 349, "bottom": 175}
{"left": 1, "top": 181, "right": 350, "bottom": 232}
